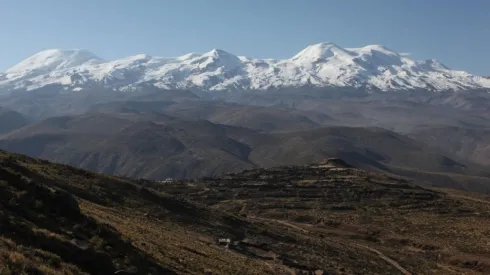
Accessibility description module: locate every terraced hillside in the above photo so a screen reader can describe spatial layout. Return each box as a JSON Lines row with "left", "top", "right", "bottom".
{"left": 1, "top": 151, "right": 490, "bottom": 274}
{"left": 158, "top": 159, "right": 490, "bottom": 274}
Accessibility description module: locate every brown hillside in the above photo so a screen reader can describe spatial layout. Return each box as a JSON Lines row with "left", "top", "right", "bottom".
{"left": 1, "top": 150, "right": 490, "bottom": 274}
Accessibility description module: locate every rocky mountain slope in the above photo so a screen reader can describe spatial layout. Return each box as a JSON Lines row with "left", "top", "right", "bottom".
{"left": 1, "top": 43, "right": 489, "bottom": 94}
{"left": 1, "top": 151, "right": 490, "bottom": 274}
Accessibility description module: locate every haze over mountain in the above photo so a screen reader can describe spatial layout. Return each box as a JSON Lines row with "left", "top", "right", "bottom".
{"left": 410, "top": 126, "right": 490, "bottom": 167}
{"left": 2, "top": 110, "right": 490, "bottom": 193}
{"left": 1, "top": 43, "right": 489, "bottom": 94}
{"left": 0, "top": 107, "right": 32, "bottom": 134}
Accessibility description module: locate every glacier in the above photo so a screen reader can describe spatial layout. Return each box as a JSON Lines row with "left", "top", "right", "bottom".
{"left": 1, "top": 42, "right": 489, "bottom": 93}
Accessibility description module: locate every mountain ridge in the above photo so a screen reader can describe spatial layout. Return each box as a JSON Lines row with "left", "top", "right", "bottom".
{"left": 1, "top": 43, "right": 489, "bottom": 93}
{"left": 2, "top": 110, "right": 490, "bottom": 193}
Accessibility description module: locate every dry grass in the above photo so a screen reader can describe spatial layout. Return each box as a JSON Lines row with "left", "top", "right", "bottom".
{"left": 0, "top": 237, "right": 85, "bottom": 275}
{"left": 161, "top": 163, "right": 490, "bottom": 274}
{"left": 1, "top": 151, "right": 490, "bottom": 274}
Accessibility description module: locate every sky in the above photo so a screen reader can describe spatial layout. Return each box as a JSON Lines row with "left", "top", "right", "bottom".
{"left": 1, "top": 0, "right": 489, "bottom": 75}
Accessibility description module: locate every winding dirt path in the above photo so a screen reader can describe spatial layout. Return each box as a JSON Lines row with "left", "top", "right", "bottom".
{"left": 354, "top": 244, "right": 412, "bottom": 275}
{"left": 448, "top": 193, "right": 490, "bottom": 205}
{"left": 251, "top": 216, "right": 412, "bottom": 275}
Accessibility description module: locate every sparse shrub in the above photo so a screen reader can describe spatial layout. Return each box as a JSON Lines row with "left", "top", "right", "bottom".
{"left": 34, "top": 200, "right": 43, "bottom": 209}
{"left": 364, "top": 229, "right": 381, "bottom": 242}
{"left": 324, "top": 220, "right": 342, "bottom": 228}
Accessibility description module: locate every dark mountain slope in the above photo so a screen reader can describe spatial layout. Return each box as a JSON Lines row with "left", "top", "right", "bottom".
{"left": 219, "top": 89, "right": 490, "bottom": 133}
{"left": 1, "top": 112, "right": 489, "bottom": 192}
{"left": 0, "top": 87, "right": 199, "bottom": 119}
{"left": 89, "top": 100, "right": 177, "bottom": 114}
{"left": 0, "top": 114, "right": 255, "bottom": 179}
{"left": 0, "top": 107, "right": 32, "bottom": 134}
{"left": 231, "top": 126, "right": 490, "bottom": 192}
{"left": 410, "top": 126, "right": 490, "bottom": 166}
{"left": 244, "top": 127, "right": 468, "bottom": 172}
{"left": 90, "top": 99, "right": 334, "bottom": 132}
{"left": 161, "top": 101, "right": 332, "bottom": 132}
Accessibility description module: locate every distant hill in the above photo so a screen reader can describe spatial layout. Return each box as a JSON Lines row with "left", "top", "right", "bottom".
{"left": 410, "top": 126, "right": 490, "bottom": 166}
{"left": 89, "top": 99, "right": 336, "bottom": 132}
{"left": 153, "top": 100, "right": 333, "bottom": 132}
{"left": 1, "top": 150, "right": 490, "bottom": 274}
{"left": 0, "top": 113, "right": 256, "bottom": 179}
{"left": 1, "top": 112, "right": 489, "bottom": 193}
{"left": 0, "top": 107, "right": 31, "bottom": 134}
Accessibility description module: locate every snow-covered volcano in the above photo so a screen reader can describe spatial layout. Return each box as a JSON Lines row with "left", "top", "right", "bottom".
{"left": 1, "top": 43, "right": 489, "bottom": 93}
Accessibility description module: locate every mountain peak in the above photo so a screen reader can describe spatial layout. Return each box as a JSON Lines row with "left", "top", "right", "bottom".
{"left": 199, "top": 49, "right": 243, "bottom": 69}
{"left": 204, "top": 49, "right": 236, "bottom": 58}
{"left": 291, "top": 42, "right": 353, "bottom": 62}
{"left": 6, "top": 49, "right": 103, "bottom": 76}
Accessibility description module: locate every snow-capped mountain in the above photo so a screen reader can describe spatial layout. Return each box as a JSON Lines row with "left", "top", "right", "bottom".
{"left": 1, "top": 43, "right": 489, "bottom": 93}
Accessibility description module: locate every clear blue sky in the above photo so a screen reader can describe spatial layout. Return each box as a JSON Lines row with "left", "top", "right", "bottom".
{"left": 1, "top": 0, "right": 489, "bottom": 75}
